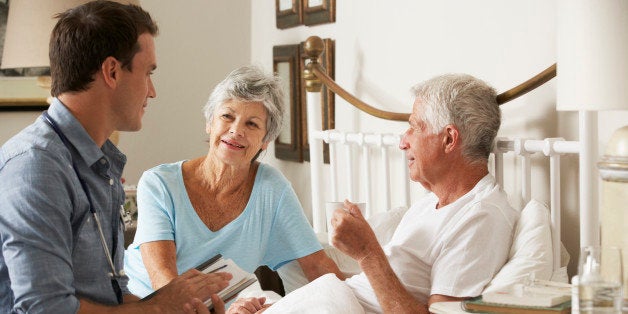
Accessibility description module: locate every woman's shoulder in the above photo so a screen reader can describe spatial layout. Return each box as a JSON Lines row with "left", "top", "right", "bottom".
{"left": 255, "top": 163, "right": 291, "bottom": 187}
{"left": 256, "top": 162, "right": 286, "bottom": 179}
{"left": 140, "top": 160, "right": 185, "bottom": 182}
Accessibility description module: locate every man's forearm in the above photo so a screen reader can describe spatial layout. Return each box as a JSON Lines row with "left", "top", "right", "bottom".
{"left": 299, "top": 250, "right": 346, "bottom": 281}
{"left": 78, "top": 297, "right": 156, "bottom": 314}
{"left": 358, "top": 247, "right": 429, "bottom": 314}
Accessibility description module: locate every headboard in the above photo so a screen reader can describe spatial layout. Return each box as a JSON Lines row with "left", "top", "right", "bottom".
{"left": 300, "top": 36, "right": 596, "bottom": 275}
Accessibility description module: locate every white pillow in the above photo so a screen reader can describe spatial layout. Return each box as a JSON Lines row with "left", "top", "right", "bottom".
{"left": 483, "top": 199, "right": 554, "bottom": 293}
{"left": 367, "top": 206, "right": 409, "bottom": 246}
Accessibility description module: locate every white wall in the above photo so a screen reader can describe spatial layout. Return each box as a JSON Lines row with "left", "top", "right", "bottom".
{"left": 251, "top": 0, "right": 628, "bottom": 278}
{"left": 119, "top": 0, "right": 251, "bottom": 184}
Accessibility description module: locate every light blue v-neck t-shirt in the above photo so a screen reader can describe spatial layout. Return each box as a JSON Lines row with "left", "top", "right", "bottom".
{"left": 124, "top": 161, "right": 321, "bottom": 297}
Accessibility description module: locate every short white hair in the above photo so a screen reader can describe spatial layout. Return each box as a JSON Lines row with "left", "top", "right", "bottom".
{"left": 411, "top": 74, "right": 500, "bottom": 163}
{"left": 203, "top": 65, "right": 285, "bottom": 142}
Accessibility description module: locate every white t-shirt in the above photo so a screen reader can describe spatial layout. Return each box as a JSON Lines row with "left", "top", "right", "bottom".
{"left": 345, "top": 174, "right": 519, "bottom": 313}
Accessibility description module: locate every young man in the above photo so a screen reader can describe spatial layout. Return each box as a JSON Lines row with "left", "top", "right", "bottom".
{"left": 0, "top": 2, "right": 229, "bottom": 313}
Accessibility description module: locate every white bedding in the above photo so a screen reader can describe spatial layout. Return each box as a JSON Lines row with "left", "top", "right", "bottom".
{"left": 264, "top": 274, "right": 365, "bottom": 314}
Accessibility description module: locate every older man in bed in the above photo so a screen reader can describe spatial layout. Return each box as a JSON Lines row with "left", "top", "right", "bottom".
{"left": 329, "top": 73, "right": 519, "bottom": 313}
{"left": 228, "top": 74, "right": 519, "bottom": 314}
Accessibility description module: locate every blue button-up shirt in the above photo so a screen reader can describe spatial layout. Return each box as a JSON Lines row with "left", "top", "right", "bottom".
{"left": 0, "top": 98, "right": 129, "bottom": 313}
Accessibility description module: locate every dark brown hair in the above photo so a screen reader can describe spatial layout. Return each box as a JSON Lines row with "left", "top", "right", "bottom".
{"left": 49, "top": 1, "right": 158, "bottom": 96}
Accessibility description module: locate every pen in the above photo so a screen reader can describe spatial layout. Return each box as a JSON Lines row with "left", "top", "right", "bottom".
{"left": 209, "top": 264, "right": 227, "bottom": 273}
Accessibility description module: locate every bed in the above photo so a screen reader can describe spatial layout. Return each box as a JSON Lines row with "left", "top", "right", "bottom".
{"left": 262, "top": 36, "right": 595, "bottom": 312}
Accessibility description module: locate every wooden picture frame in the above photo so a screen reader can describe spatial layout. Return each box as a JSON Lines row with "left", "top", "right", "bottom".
{"left": 300, "top": 38, "right": 334, "bottom": 163}
{"left": 0, "top": 77, "right": 49, "bottom": 111}
{"left": 273, "top": 44, "right": 303, "bottom": 162}
{"left": 273, "top": 40, "right": 334, "bottom": 163}
{"left": 276, "top": 0, "right": 302, "bottom": 29}
{"left": 303, "top": 0, "right": 335, "bottom": 26}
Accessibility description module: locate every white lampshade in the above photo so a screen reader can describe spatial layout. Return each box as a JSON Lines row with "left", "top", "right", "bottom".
{"left": 556, "top": 0, "right": 628, "bottom": 111}
{"left": 1, "top": 0, "right": 140, "bottom": 70}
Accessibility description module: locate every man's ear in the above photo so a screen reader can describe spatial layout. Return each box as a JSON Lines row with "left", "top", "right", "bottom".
{"left": 443, "top": 124, "right": 459, "bottom": 153}
{"left": 101, "top": 56, "right": 120, "bottom": 88}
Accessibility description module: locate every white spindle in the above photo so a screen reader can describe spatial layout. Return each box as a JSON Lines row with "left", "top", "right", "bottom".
{"left": 329, "top": 141, "right": 338, "bottom": 201}
{"left": 494, "top": 152, "right": 504, "bottom": 189}
{"left": 550, "top": 154, "right": 561, "bottom": 270}
{"left": 521, "top": 155, "right": 531, "bottom": 205}
{"left": 381, "top": 146, "right": 391, "bottom": 210}
{"left": 362, "top": 145, "right": 372, "bottom": 217}
{"left": 344, "top": 142, "right": 355, "bottom": 201}
{"left": 402, "top": 152, "right": 411, "bottom": 208}
{"left": 306, "top": 92, "right": 324, "bottom": 233}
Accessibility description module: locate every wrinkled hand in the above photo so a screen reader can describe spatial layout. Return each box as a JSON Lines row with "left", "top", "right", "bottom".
{"left": 149, "top": 269, "right": 232, "bottom": 313}
{"left": 331, "top": 200, "right": 380, "bottom": 262}
{"left": 227, "top": 297, "right": 270, "bottom": 314}
{"left": 182, "top": 294, "right": 225, "bottom": 314}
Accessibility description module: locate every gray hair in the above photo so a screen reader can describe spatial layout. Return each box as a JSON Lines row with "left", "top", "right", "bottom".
{"left": 411, "top": 74, "right": 500, "bottom": 163}
{"left": 203, "top": 65, "right": 285, "bottom": 142}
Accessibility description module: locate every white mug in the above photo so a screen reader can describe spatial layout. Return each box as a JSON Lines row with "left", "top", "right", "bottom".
{"left": 325, "top": 201, "right": 366, "bottom": 244}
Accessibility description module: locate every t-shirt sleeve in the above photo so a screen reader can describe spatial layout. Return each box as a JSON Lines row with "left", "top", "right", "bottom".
{"left": 429, "top": 203, "right": 513, "bottom": 297}
{"left": 262, "top": 180, "right": 323, "bottom": 271}
{"left": 131, "top": 169, "right": 177, "bottom": 247}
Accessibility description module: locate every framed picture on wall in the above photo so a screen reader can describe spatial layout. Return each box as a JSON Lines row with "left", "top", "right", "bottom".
{"left": 273, "top": 44, "right": 303, "bottom": 162}
{"left": 303, "top": 0, "right": 335, "bottom": 26}
{"left": 272, "top": 39, "right": 335, "bottom": 163}
{"left": 0, "top": 77, "right": 49, "bottom": 111}
{"left": 276, "top": 0, "right": 302, "bottom": 29}
{"left": 276, "top": 0, "right": 335, "bottom": 29}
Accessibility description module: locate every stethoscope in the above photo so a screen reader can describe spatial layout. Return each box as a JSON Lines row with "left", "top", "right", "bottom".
{"left": 41, "top": 111, "right": 126, "bottom": 290}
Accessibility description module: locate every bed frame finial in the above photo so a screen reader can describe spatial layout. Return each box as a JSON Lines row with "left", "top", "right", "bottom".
{"left": 304, "top": 36, "right": 325, "bottom": 59}
{"left": 303, "top": 36, "right": 325, "bottom": 92}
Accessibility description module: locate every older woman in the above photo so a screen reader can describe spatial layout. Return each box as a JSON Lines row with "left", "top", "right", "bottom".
{"left": 124, "top": 66, "right": 342, "bottom": 298}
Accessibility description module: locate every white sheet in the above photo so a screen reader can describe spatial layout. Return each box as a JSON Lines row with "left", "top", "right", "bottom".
{"left": 264, "top": 274, "right": 365, "bottom": 314}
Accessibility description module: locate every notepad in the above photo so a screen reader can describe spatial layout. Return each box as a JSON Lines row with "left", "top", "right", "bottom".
{"left": 199, "top": 255, "right": 258, "bottom": 309}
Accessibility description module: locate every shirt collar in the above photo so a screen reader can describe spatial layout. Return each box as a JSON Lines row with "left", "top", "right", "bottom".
{"left": 46, "top": 98, "right": 126, "bottom": 170}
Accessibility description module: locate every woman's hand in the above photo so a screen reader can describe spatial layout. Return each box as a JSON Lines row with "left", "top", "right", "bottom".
{"left": 182, "top": 294, "right": 225, "bottom": 314}
{"left": 227, "top": 297, "right": 271, "bottom": 314}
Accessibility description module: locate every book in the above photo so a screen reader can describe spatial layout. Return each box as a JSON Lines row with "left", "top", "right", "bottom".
{"left": 482, "top": 283, "right": 571, "bottom": 307}
{"left": 142, "top": 254, "right": 258, "bottom": 310}
{"left": 462, "top": 297, "right": 572, "bottom": 314}
{"left": 199, "top": 255, "right": 258, "bottom": 308}
{"left": 429, "top": 301, "right": 468, "bottom": 314}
